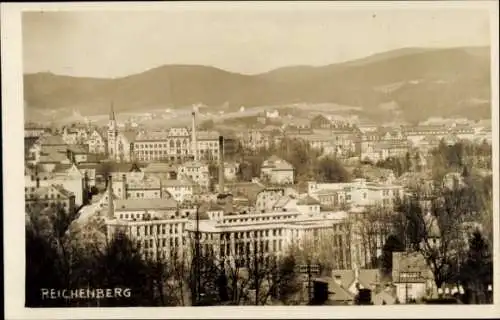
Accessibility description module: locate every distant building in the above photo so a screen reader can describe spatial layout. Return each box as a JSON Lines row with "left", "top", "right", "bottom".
{"left": 88, "top": 128, "right": 107, "bottom": 154}
{"left": 25, "top": 183, "right": 76, "bottom": 214}
{"left": 260, "top": 155, "right": 295, "bottom": 185}
{"left": 161, "top": 178, "right": 195, "bottom": 202}
{"left": 133, "top": 128, "right": 191, "bottom": 162}
{"left": 25, "top": 164, "right": 86, "bottom": 207}
{"left": 177, "top": 161, "right": 210, "bottom": 191}
{"left": 24, "top": 124, "right": 49, "bottom": 138}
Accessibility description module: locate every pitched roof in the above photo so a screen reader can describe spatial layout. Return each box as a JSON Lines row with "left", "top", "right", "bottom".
{"left": 114, "top": 198, "right": 178, "bottom": 211}
{"left": 67, "top": 144, "right": 89, "bottom": 154}
{"left": 39, "top": 152, "right": 69, "bottom": 164}
{"left": 331, "top": 270, "right": 356, "bottom": 289}
{"left": 373, "top": 289, "right": 397, "bottom": 305}
{"left": 273, "top": 195, "right": 293, "bottom": 208}
{"left": 38, "top": 135, "right": 66, "bottom": 146}
{"left": 262, "top": 155, "right": 293, "bottom": 170}
{"left": 392, "top": 252, "right": 431, "bottom": 283}
{"left": 317, "top": 277, "right": 355, "bottom": 302}
{"left": 122, "top": 130, "right": 138, "bottom": 143}
{"left": 357, "top": 269, "right": 381, "bottom": 289}
{"left": 297, "top": 195, "right": 321, "bottom": 206}
{"left": 197, "top": 131, "right": 220, "bottom": 140}
{"left": 52, "top": 184, "right": 75, "bottom": 198}
{"left": 143, "top": 163, "right": 179, "bottom": 173}
{"left": 161, "top": 179, "right": 195, "bottom": 188}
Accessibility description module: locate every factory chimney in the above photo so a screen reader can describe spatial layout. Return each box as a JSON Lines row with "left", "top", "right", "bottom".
{"left": 218, "top": 135, "right": 225, "bottom": 193}
{"left": 107, "top": 175, "right": 114, "bottom": 219}
{"left": 191, "top": 111, "right": 198, "bottom": 161}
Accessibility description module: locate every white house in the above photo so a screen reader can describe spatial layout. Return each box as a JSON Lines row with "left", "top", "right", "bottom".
{"left": 260, "top": 155, "right": 295, "bottom": 185}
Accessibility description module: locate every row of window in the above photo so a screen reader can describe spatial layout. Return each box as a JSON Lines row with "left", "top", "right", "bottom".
{"left": 135, "top": 223, "right": 184, "bottom": 236}
{"left": 140, "top": 237, "right": 185, "bottom": 249}
{"left": 223, "top": 214, "right": 295, "bottom": 224}
{"left": 136, "top": 150, "right": 187, "bottom": 155}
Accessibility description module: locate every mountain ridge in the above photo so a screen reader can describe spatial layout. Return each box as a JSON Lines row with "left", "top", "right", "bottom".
{"left": 24, "top": 46, "right": 491, "bottom": 122}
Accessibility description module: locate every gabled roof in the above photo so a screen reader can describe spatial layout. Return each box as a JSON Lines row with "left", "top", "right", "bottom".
{"left": 392, "top": 252, "right": 431, "bottom": 283}
{"left": 67, "top": 144, "right": 89, "bottom": 154}
{"left": 52, "top": 184, "right": 75, "bottom": 198}
{"left": 197, "top": 131, "right": 220, "bottom": 140}
{"left": 331, "top": 270, "right": 356, "bottom": 290}
{"left": 317, "top": 277, "right": 355, "bottom": 302}
{"left": 38, "top": 135, "right": 66, "bottom": 146}
{"left": 262, "top": 155, "right": 293, "bottom": 170}
{"left": 143, "top": 163, "right": 179, "bottom": 173}
{"left": 161, "top": 178, "right": 195, "bottom": 188}
{"left": 122, "top": 130, "right": 138, "bottom": 143}
{"left": 297, "top": 195, "right": 321, "bottom": 206}
{"left": 114, "top": 198, "right": 178, "bottom": 211}
{"left": 39, "top": 152, "right": 69, "bottom": 164}
{"left": 357, "top": 269, "right": 381, "bottom": 289}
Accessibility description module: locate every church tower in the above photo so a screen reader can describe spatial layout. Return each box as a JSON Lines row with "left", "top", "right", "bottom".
{"left": 107, "top": 102, "right": 118, "bottom": 160}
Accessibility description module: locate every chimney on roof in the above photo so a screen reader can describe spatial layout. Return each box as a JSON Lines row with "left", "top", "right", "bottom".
{"left": 108, "top": 175, "right": 114, "bottom": 219}
{"left": 191, "top": 110, "right": 198, "bottom": 161}
{"left": 218, "top": 135, "right": 225, "bottom": 193}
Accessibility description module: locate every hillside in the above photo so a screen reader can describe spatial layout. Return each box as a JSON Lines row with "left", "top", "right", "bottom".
{"left": 24, "top": 46, "right": 492, "bottom": 122}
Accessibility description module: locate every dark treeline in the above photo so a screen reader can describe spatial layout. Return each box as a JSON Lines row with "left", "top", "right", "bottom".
{"left": 236, "top": 137, "right": 351, "bottom": 183}
{"left": 374, "top": 140, "right": 492, "bottom": 179}
{"left": 26, "top": 202, "right": 304, "bottom": 307}
{"left": 367, "top": 171, "right": 493, "bottom": 303}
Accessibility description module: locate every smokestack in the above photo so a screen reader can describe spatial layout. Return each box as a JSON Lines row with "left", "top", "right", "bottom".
{"left": 191, "top": 111, "right": 198, "bottom": 161}
{"left": 218, "top": 135, "right": 225, "bottom": 193}
{"left": 122, "top": 174, "right": 127, "bottom": 199}
{"left": 108, "top": 175, "right": 114, "bottom": 219}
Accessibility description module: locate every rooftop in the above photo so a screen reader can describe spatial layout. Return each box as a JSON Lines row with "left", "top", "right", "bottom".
{"left": 114, "top": 198, "right": 178, "bottom": 211}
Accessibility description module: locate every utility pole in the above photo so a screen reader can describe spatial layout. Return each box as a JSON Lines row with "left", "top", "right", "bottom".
{"left": 254, "top": 237, "right": 259, "bottom": 306}
{"left": 297, "top": 260, "right": 320, "bottom": 305}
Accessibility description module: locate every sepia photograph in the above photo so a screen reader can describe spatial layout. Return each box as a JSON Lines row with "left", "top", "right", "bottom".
{"left": 2, "top": 1, "right": 499, "bottom": 319}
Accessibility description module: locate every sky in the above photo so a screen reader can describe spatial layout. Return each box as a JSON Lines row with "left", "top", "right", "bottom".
{"left": 22, "top": 3, "right": 491, "bottom": 78}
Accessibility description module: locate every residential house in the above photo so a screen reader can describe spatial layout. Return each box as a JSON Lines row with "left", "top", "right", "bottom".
{"left": 392, "top": 251, "right": 436, "bottom": 303}
{"left": 161, "top": 178, "right": 195, "bottom": 203}
{"left": 25, "top": 184, "right": 76, "bottom": 214}
{"left": 260, "top": 155, "right": 294, "bottom": 185}
{"left": 177, "top": 161, "right": 210, "bottom": 191}
{"left": 88, "top": 128, "right": 107, "bottom": 154}
{"left": 255, "top": 187, "right": 298, "bottom": 213}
